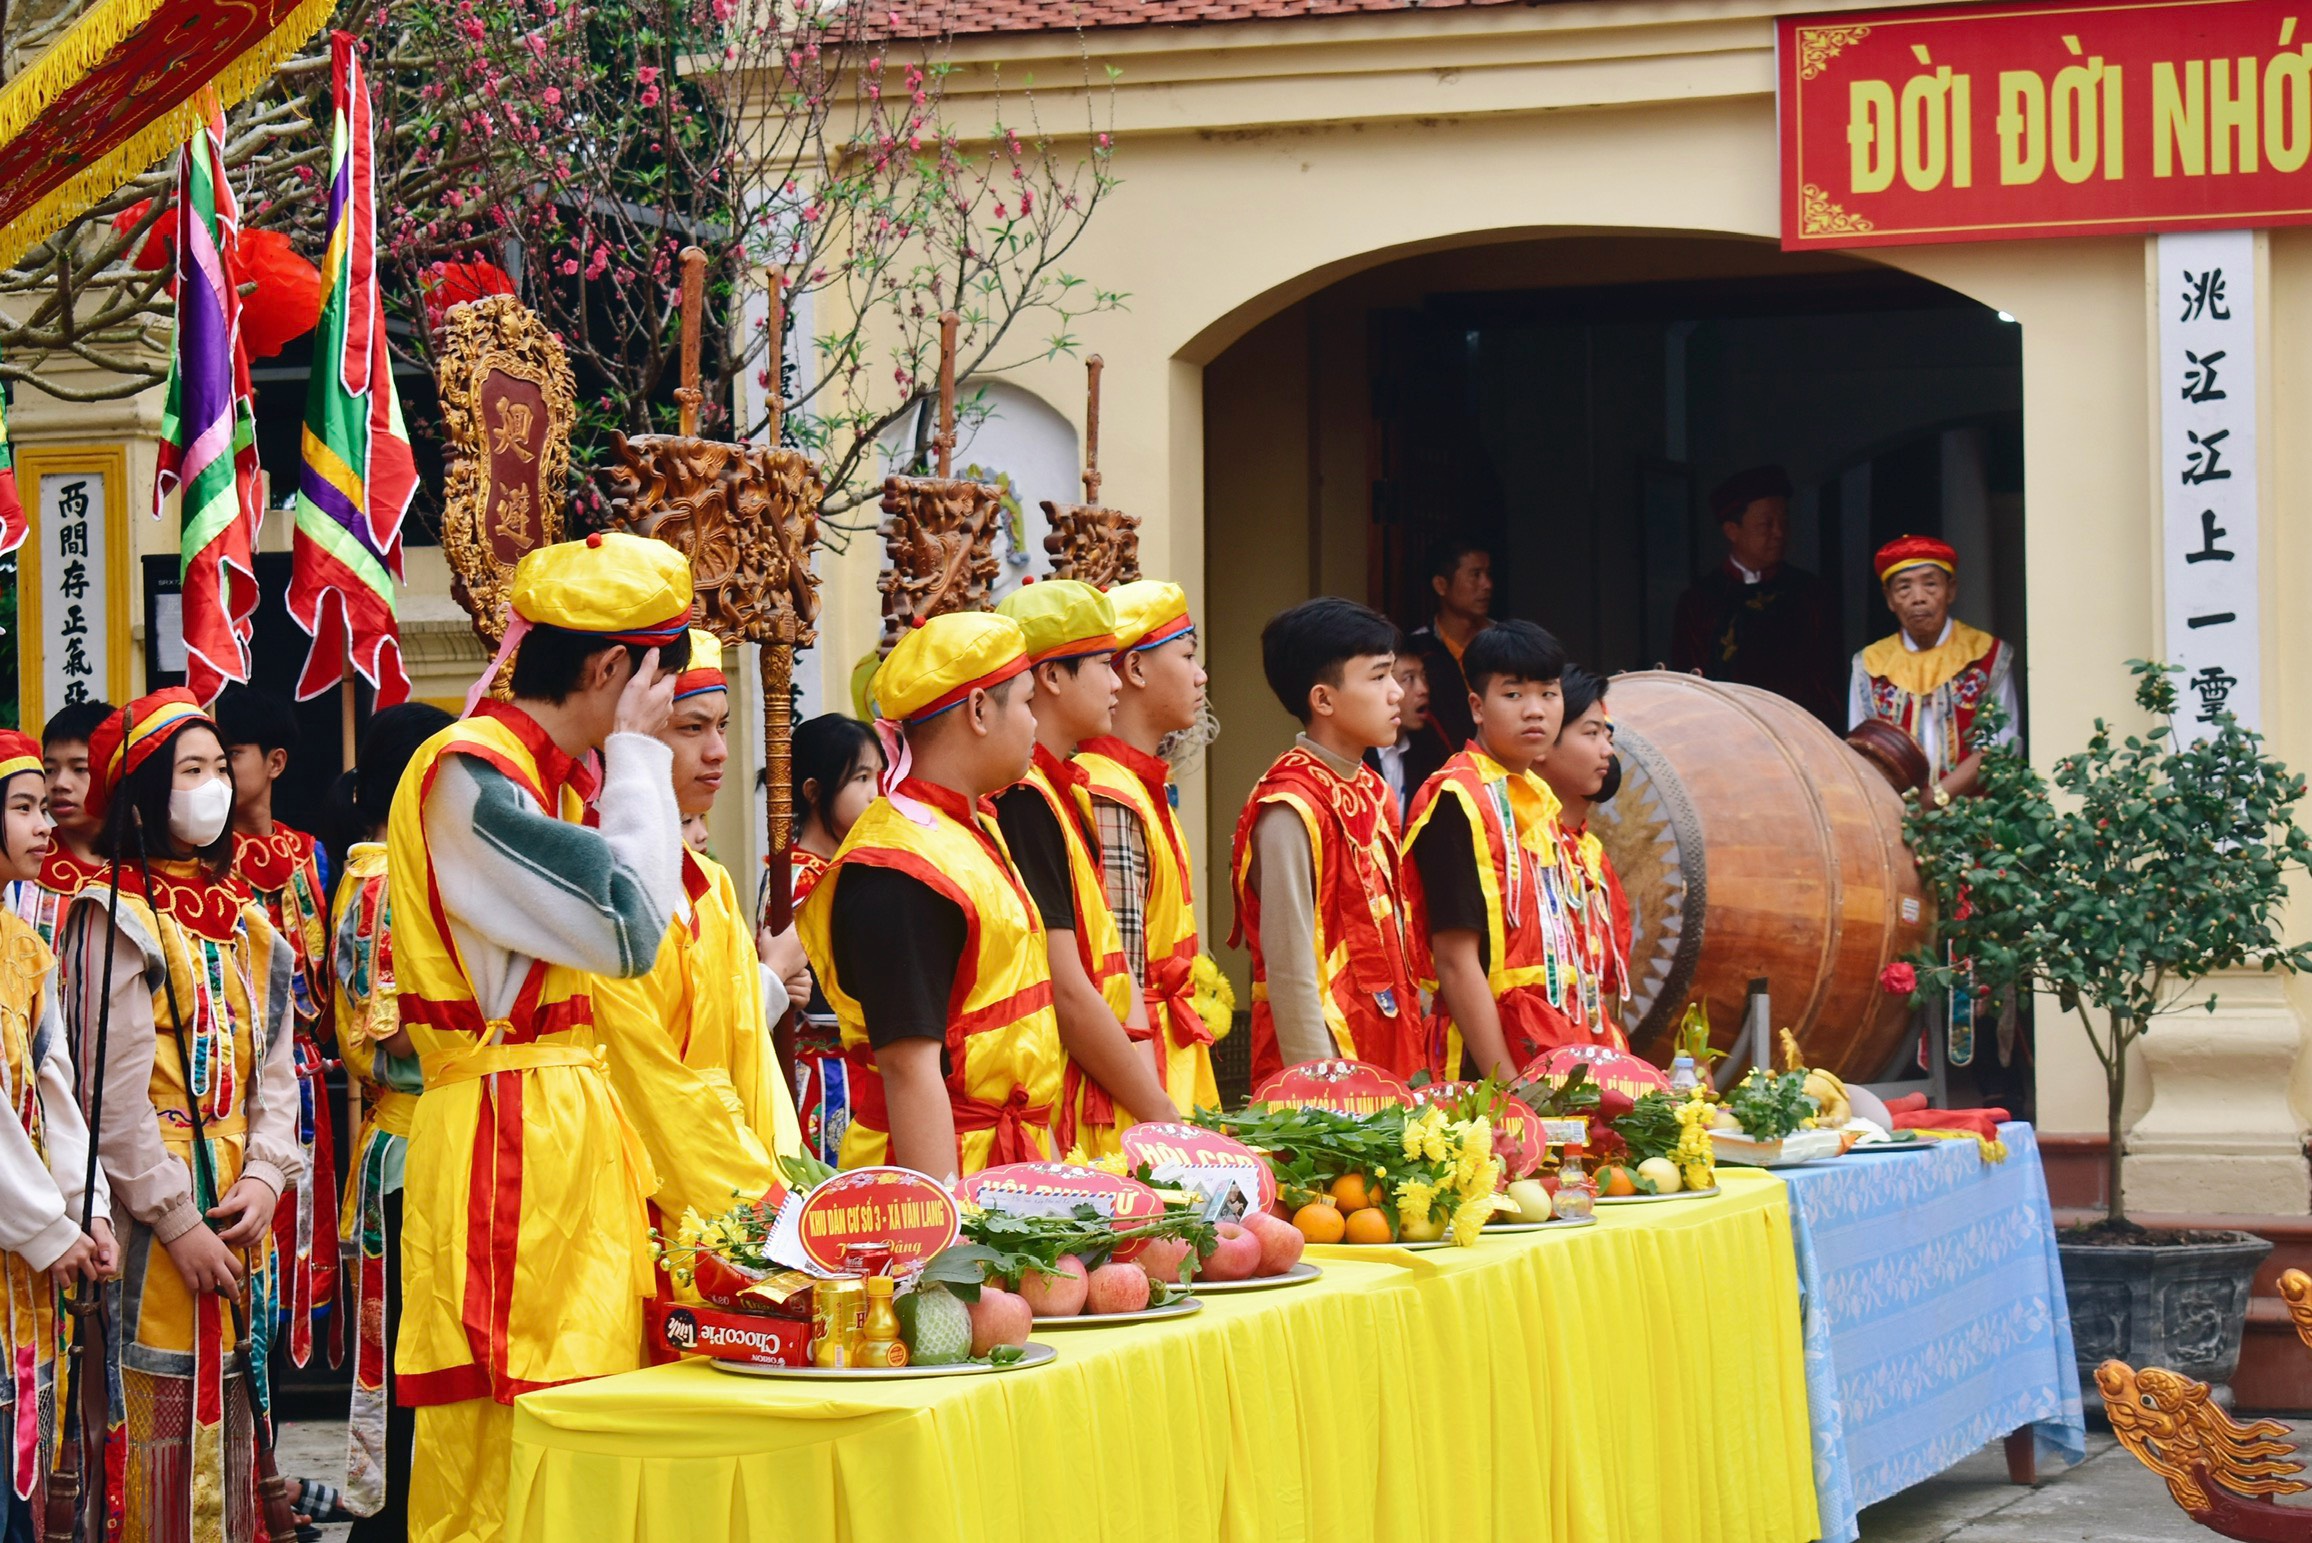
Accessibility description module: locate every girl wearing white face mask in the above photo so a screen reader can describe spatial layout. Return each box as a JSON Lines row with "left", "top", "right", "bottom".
{"left": 61, "top": 690, "right": 298, "bottom": 1543}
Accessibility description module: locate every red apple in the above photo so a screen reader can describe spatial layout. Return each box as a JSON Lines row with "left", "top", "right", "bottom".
{"left": 1196, "top": 1222, "right": 1263, "bottom": 1282}
{"left": 1085, "top": 1262, "right": 1151, "bottom": 1315}
{"left": 1136, "top": 1236, "right": 1194, "bottom": 1288}
{"left": 967, "top": 1287, "right": 1033, "bottom": 1355}
{"left": 1242, "top": 1211, "right": 1305, "bottom": 1277}
{"left": 1017, "top": 1255, "right": 1089, "bottom": 1318}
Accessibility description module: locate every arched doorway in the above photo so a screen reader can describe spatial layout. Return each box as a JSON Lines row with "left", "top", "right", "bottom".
{"left": 1199, "top": 229, "right": 2029, "bottom": 1101}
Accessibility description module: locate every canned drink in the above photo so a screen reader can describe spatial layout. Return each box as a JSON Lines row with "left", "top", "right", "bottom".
{"left": 811, "top": 1276, "right": 866, "bottom": 1368}
{"left": 842, "top": 1243, "right": 895, "bottom": 1278}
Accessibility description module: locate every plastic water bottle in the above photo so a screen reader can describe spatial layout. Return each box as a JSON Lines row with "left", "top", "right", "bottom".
{"left": 1668, "top": 1055, "right": 1700, "bottom": 1096}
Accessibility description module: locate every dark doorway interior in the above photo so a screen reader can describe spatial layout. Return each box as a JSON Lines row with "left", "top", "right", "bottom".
{"left": 1367, "top": 266, "right": 2026, "bottom": 726}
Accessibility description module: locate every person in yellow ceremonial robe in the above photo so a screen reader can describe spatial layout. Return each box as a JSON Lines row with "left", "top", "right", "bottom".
{"left": 592, "top": 628, "right": 807, "bottom": 1235}
{"left": 0, "top": 728, "right": 115, "bottom": 1529}
{"left": 798, "top": 612, "right": 1066, "bottom": 1179}
{"left": 67, "top": 691, "right": 299, "bottom": 1543}
{"left": 1075, "top": 581, "right": 1220, "bottom": 1114}
{"left": 8, "top": 700, "right": 113, "bottom": 948}
{"left": 1848, "top": 534, "right": 2021, "bottom": 799}
{"left": 385, "top": 533, "right": 705, "bottom": 1543}
{"left": 992, "top": 582, "right": 1177, "bottom": 1157}
{"left": 325, "top": 704, "right": 451, "bottom": 1536}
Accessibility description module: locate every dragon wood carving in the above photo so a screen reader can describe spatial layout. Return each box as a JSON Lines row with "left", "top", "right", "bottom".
{"left": 2098, "top": 1266, "right": 2312, "bottom": 1539}
{"left": 604, "top": 435, "right": 822, "bottom": 650}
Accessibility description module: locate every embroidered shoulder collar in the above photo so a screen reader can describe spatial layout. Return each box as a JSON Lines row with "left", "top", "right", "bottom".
{"left": 233, "top": 825, "right": 314, "bottom": 895}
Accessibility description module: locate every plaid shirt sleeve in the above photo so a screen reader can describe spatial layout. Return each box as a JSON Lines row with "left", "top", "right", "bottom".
{"left": 1094, "top": 799, "right": 1150, "bottom": 981}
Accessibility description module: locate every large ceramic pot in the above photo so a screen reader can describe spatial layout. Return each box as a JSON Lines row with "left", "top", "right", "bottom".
{"left": 2058, "top": 1230, "right": 2271, "bottom": 1400}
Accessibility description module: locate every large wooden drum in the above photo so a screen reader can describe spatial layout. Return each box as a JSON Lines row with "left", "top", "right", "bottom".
{"left": 1590, "top": 672, "right": 1930, "bottom": 1079}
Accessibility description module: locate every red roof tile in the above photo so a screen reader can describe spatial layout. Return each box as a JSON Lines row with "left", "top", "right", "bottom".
{"left": 884, "top": 0, "right": 1525, "bottom": 40}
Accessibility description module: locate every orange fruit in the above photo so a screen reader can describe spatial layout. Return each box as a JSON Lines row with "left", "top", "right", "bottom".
{"left": 1601, "top": 1165, "right": 1637, "bottom": 1198}
{"left": 1292, "top": 1202, "right": 1346, "bottom": 1244}
{"left": 1343, "top": 1207, "right": 1396, "bottom": 1244}
{"left": 1329, "top": 1173, "right": 1377, "bottom": 1213}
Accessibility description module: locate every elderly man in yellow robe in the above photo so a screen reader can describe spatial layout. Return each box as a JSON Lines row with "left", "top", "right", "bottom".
{"left": 1848, "top": 534, "right": 2021, "bottom": 800}
{"left": 798, "top": 612, "right": 1067, "bottom": 1178}
{"left": 594, "top": 628, "right": 810, "bottom": 1213}
{"left": 387, "top": 533, "right": 734, "bottom": 1543}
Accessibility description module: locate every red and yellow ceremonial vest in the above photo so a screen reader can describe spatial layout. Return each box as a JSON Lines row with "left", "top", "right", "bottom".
{"left": 1402, "top": 746, "right": 1618, "bottom": 1071}
{"left": 1014, "top": 746, "right": 1143, "bottom": 1156}
{"left": 13, "top": 847, "right": 103, "bottom": 950}
{"left": 385, "top": 704, "right": 653, "bottom": 1407}
{"left": 0, "top": 912, "right": 58, "bottom": 1457}
{"left": 235, "top": 821, "right": 336, "bottom": 1366}
{"left": 797, "top": 777, "right": 1065, "bottom": 1177}
{"left": 1074, "top": 738, "right": 1218, "bottom": 1113}
{"left": 1230, "top": 747, "right": 1429, "bottom": 1087}
{"left": 1556, "top": 819, "right": 1634, "bottom": 1042}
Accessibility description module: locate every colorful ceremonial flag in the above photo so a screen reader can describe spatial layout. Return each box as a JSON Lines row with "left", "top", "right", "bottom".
{"left": 289, "top": 32, "right": 415, "bottom": 705}
{"left": 0, "top": 378, "right": 25, "bottom": 557}
{"left": 155, "top": 93, "right": 262, "bottom": 705}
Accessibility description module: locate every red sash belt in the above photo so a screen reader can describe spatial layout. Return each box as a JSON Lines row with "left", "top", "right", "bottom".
{"left": 842, "top": 1046, "right": 1052, "bottom": 1168}
{"left": 1148, "top": 952, "right": 1210, "bottom": 1051}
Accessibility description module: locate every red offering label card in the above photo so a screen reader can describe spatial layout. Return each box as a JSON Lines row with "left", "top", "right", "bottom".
{"left": 1253, "top": 1059, "right": 1413, "bottom": 1114}
{"left": 964, "top": 1163, "right": 1169, "bottom": 1262}
{"left": 1523, "top": 1045, "right": 1671, "bottom": 1103}
{"left": 1122, "top": 1122, "right": 1280, "bottom": 1211}
{"left": 792, "top": 1167, "right": 959, "bottom": 1277}
{"left": 1412, "top": 1083, "right": 1547, "bottom": 1179}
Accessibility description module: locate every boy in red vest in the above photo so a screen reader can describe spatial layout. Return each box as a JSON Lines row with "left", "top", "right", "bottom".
{"left": 1231, "top": 598, "right": 1427, "bottom": 1085}
{"left": 1404, "top": 620, "right": 1617, "bottom": 1081}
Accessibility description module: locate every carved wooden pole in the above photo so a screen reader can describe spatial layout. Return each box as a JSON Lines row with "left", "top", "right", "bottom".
{"left": 1082, "top": 354, "right": 1103, "bottom": 506}
{"left": 765, "top": 272, "right": 785, "bottom": 446}
{"left": 934, "top": 309, "right": 958, "bottom": 478}
{"left": 676, "top": 246, "right": 706, "bottom": 436}
{"left": 761, "top": 641, "right": 796, "bottom": 934}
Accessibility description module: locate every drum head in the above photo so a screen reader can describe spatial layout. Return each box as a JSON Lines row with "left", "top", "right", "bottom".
{"left": 1588, "top": 723, "right": 1706, "bottom": 1052}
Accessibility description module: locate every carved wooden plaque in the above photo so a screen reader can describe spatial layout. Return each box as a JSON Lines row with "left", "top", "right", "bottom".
{"left": 1041, "top": 500, "right": 1142, "bottom": 588}
{"left": 438, "top": 296, "right": 574, "bottom": 643}
{"left": 877, "top": 474, "right": 1004, "bottom": 649}
{"left": 605, "top": 435, "right": 822, "bottom": 650}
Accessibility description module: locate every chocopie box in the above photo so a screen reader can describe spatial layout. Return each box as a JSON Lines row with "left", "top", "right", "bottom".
{"left": 649, "top": 1299, "right": 811, "bottom": 1367}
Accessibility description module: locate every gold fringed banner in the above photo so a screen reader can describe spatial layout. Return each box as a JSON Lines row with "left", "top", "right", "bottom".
{"left": 0, "top": 0, "right": 334, "bottom": 271}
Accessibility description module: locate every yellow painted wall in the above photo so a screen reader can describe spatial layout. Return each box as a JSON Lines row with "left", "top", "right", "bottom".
{"left": 745, "top": 0, "right": 2312, "bottom": 1152}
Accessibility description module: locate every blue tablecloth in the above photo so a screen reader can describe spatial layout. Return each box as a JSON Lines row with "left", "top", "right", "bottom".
{"left": 1775, "top": 1122, "right": 2086, "bottom": 1543}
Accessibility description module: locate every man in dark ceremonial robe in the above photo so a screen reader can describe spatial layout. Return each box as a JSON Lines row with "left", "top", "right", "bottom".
{"left": 1668, "top": 465, "right": 1843, "bottom": 726}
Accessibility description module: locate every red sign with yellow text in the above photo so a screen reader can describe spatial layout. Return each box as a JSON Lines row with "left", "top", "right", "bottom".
{"left": 1253, "top": 1059, "right": 1414, "bottom": 1115}
{"left": 792, "top": 1167, "right": 959, "bottom": 1276}
{"left": 1780, "top": 0, "right": 2312, "bottom": 247}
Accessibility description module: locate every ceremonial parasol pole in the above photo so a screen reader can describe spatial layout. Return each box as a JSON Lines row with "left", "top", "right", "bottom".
{"left": 605, "top": 250, "right": 822, "bottom": 1082}
{"left": 1040, "top": 353, "right": 1142, "bottom": 586}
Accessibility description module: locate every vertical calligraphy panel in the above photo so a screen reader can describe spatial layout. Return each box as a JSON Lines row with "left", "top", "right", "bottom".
{"left": 14, "top": 446, "right": 130, "bottom": 733}
{"left": 2157, "top": 229, "right": 2260, "bottom": 739}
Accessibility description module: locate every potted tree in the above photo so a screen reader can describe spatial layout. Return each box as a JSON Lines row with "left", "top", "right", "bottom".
{"left": 1903, "top": 662, "right": 2312, "bottom": 1398}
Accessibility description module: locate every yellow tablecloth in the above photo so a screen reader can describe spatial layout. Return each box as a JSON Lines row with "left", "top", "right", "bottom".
{"left": 507, "top": 1171, "right": 1817, "bottom": 1543}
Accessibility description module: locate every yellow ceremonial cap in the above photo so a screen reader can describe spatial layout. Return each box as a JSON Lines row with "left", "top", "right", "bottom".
{"left": 1106, "top": 580, "right": 1194, "bottom": 653}
{"left": 510, "top": 531, "right": 692, "bottom": 643}
{"left": 673, "top": 628, "right": 726, "bottom": 700}
{"left": 998, "top": 578, "right": 1120, "bottom": 663}
{"left": 871, "top": 612, "right": 1031, "bottom": 723}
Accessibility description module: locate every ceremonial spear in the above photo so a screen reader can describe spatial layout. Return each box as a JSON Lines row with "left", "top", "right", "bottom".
{"left": 605, "top": 249, "right": 822, "bottom": 1076}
